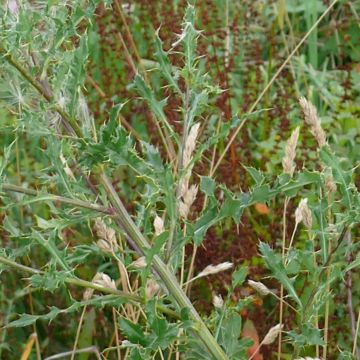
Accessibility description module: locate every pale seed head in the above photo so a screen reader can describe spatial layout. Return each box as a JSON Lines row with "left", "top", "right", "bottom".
{"left": 282, "top": 127, "right": 300, "bottom": 176}
{"left": 182, "top": 123, "right": 200, "bottom": 169}
{"left": 262, "top": 324, "right": 283, "bottom": 345}
{"left": 295, "top": 198, "right": 312, "bottom": 229}
{"left": 197, "top": 262, "right": 233, "bottom": 279}
{"left": 299, "top": 97, "right": 326, "bottom": 148}
{"left": 93, "top": 272, "right": 117, "bottom": 290}
{"left": 145, "top": 279, "right": 160, "bottom": 298}
{"left": 154, "top": 215, "right": 164, "bottom": 236}
{"left": 213, "top": 294, "right": 224, "bottom": 309}
{"left": 130, "top": 256, "right": 147, "bottom": 269}
{"left": 83, "top": 288, "right": 94, "bottom": 301}
{"left": 325, "top": 175, "right": 337, "bottom": 194}
{"left": 96, "top": 239, "right": 113, "bottom": 253}
{"left": 248, "top": 280, "right": 271, "bottom": 296}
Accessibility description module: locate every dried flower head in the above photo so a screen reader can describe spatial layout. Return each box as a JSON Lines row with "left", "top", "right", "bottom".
{"left": 96, "top": 239, "right": 113, "bottom": 253}
{"left": 325, "top": 175, "right": 337, "bottom": 194}
{"left": 262, "top": 324, "right": 283, "bottom": 345}
{"left": 145, "top": 279, "right": 160, "bottom": 298}
{"left": 295, "top": 198, "right": 312, "bottom": 229}
{"left": 179, "top": 184, "right": 198, "bottom": 219}
{"left": 130, "top": 256, "right": 147, "bottom": 269}
{"left": 248, "top": 280, "right": 271, "bottom": 296}
{"left": 60, "top": 153, "right": 76, "bottom": 181}
{"left": 154, "top": 215, "right": 164, "bottom": 236}
{"left": 213, "top": 294, "right": 224, "bottom": 309}
{"left": 83, "top": 288, "right": 94, "bottom": 301}
{"left": 183, "top": 123, "right": 200, "bottom": 169}
{"left": 94, "top": 219, "right": 118, "bottom": 251}
{"left": 93, "top": 272, "right": 117, "bottom": 290}
{"left": 299, "top": 97, "right": 326, "bottom": 148}
{"left": 282, "top": 127, "right": 300, "bottom": 176}
{"left": 196, "top": 262, "right": 233, "bottom": 279}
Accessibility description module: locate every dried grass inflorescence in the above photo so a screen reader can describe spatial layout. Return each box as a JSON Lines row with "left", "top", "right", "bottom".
{"left": 93, "top": 272, "right": 117, "bottom": 290}
{"left": 295, "top": 198, "right": 312, "bottom": 229}
{"left": 95, "top": 218, "right": 118, "bottom": 252}
{"left": 145, "top": 279, "right": 160, "bottom": 299}
{"left": 262, "top": 323, "right": 283, "bottom": 345}
{"left": 130, "top": 256, "right": 147, "bottom": 269}
{"left": 178, "top": 123, "right": 200, "bottom": 219}
{"left": 196, "top": 261, "right": 233, "bottom": 279}
{"left": 248, "top": 280, "right": 271, "bottom": 296}
{"left": 282, "top": 126, "right": 300, "bottom": 176}
{"left": 213, "top": 294, "right": 224, "bottom": 308}
{"left": 299, "top": 97, "right": 326, "bottom": 148}
{"left": 153, "top": 215, "right": 165, "bottom": 236}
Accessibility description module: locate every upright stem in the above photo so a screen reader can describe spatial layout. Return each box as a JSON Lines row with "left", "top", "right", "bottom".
{"left": 278, "top": 197, "right": 289, "bottom": 359}
{"left": 1, "top": 44, "right": 229, "bottom": 360}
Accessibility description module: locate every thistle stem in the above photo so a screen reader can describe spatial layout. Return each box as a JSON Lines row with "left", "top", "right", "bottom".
{"left": 2, "top": 45, "right": 229, "bottom": 360}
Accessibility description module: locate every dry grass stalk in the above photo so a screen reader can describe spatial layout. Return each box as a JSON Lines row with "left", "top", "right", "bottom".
{"left": 295, "top": 198, "right": 312, "bottom": 229}
{"left": 248, "top": 280, "right": 271, "bottom": 296}
{"left": 299, "top": 97, "right": 326, "bottom": 148}
{"left": 282, "top": 126, "right": 300, "bottom": 176}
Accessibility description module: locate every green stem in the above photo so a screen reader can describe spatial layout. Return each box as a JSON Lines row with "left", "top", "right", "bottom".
{"left": 100, "top": 174, "right": 228, "bottom": 360}
{"left": 2, "top": 183, "right": 112, "bottom": 215}
{"left": 2, "top": 46, "right": 228, "bottom": 360}
{"left": 1, "top": 49, "right": 82, "bottom": 137}
{"left": 0, "top": 255, "right": 178, "bottom": 319}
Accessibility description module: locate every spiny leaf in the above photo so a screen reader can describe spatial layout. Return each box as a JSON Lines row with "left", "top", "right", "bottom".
{"left": 154, "top": 30, "right": 180, "bottom": 94}
{"left": 259, "top": 242, "right": 302, "bottom": 308}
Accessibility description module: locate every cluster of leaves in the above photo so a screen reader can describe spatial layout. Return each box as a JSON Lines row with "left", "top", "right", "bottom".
{"left": 0, "top": 1, "right": 360, "bottom": 359}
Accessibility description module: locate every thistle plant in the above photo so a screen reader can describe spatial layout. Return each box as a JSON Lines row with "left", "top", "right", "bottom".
{"left": 0, "top": 1, "right": 359, "bottom": 360}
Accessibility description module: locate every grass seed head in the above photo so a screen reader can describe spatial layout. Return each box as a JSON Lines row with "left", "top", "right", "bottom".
{"left": 282, "top": 126, "right": 300, "bottom": 176}
{"left": 299, "top": 97, "right": 326, "bottom": 148}
{"left": 93, "top": 272, "right": 117, "bottom": 290}
{"left": 213, "top": 294, "right": 224, "bottom": 308}
{"left": 197, "top": 262, "right": 233, "bottom": 278}
{"left": 154, "top": 215, "right": 164, "bottom": 236}
{"left": 262, "top": 323, "right": 283, "bottom": 345}
{"left": 248, "top": 280, "right": 271, "bottom": 296}
{"left": 295, "top": 198, "right": 312, "bottom": 229}
{"left": 130, "top": 256, "right": 147, "bottom": 269}
{"left": 145, "top": 279, "right": 160, "bottom": 298}
{"left": 182, "top": 122, "right": 200, "bottom": 169}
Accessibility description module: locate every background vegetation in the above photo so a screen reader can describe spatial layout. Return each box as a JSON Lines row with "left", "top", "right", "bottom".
{"left": 1, "top": 0, "right": 360, "bottom": 359}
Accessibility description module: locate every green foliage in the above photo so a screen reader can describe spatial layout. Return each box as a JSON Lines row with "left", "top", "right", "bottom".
{"left": 0, "top": 0, "right": 359, "bottom": 359}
